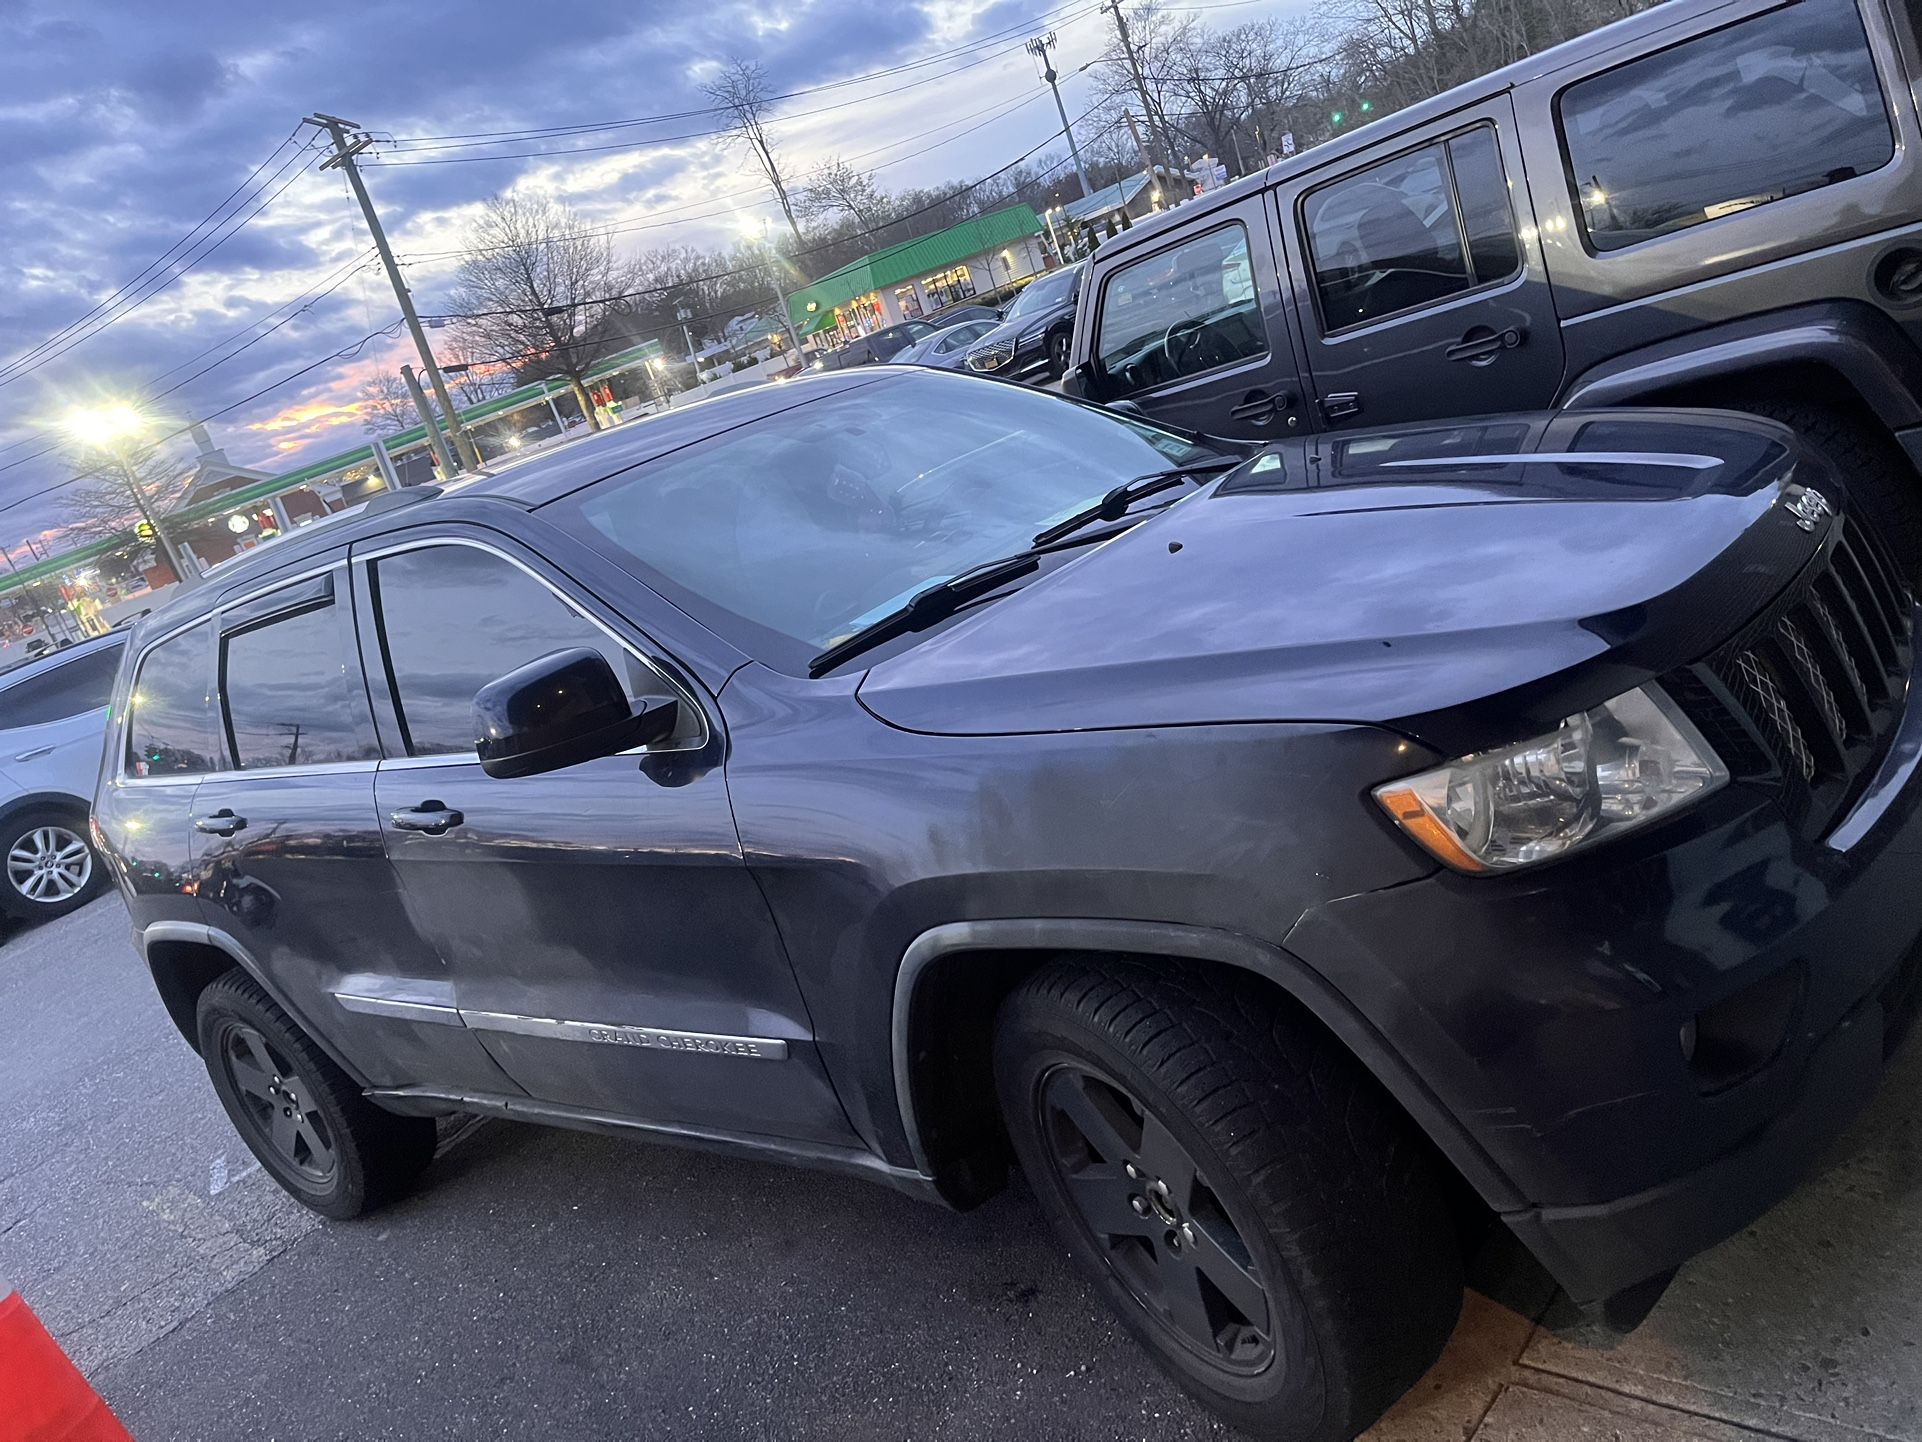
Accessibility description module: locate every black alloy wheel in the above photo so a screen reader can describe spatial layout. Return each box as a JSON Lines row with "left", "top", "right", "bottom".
{"left": 995, "top": 957, "right": 1463, "bottom": 1442}
{"left": 196, "top": 970, "right": 436, "bottom": 1219}
{"left": 1038, "top": 1061, "right": 1274, "bottom": 1372}
{"left": 216, "top": 1020, "right": 338, "bottom": 1186}
{"left": 1048, "top": 330, "right": 1071, "bottom": 379}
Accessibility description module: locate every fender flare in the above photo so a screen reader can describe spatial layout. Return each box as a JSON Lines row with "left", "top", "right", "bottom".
{"left": 138, "top": 919, "right": 375, "bottom": 1088}
{"left": 890, "top": 917, "right": 1523, "bottom": 1211}
{"left": 1559, "top": 301, "right": 1922, "bottom": 432}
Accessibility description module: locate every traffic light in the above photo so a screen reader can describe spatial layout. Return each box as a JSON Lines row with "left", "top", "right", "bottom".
{"left": 134, "top": 521, "right": 155, "bottom": 541}
{"left": 1360, "top": 100, "right": 1373, "bottom": 114}
{"left": 1331, "top": 109, "right": 1345, "bottom": 127}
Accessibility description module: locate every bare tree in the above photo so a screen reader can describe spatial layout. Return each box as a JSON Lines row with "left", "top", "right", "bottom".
{"left": 357, "top": 372, "right": 416, "bottom": 436}
{"left": 796, "top": 157, "right": 887, "bottom": 231}
{"left": 702, "top": 59, "right": 805, "bottom": 245}
{"left": 447, "top": 194, "right": 639, "bottom": 433}
{"left": 60, "top": 438, "right": 191, "bottom": 577}
{"left": 438, "top": 335, "right": 517, "bottom": 409}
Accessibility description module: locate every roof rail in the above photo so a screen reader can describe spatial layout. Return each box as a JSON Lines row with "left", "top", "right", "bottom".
{"left": 362, "top": 485, "right": 442, "bottom": 513}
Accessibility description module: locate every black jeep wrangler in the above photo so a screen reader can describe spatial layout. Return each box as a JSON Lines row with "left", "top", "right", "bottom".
{"left": 1067, "top": 0, "right": 1922, "bottom": 578}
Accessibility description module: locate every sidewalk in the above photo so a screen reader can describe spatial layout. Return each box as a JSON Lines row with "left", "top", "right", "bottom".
{"left": 1368, "top": 1029, "right": 1921, "bottom": 1441}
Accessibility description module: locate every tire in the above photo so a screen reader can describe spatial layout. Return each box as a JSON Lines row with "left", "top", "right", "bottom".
{"left": 1739, "top": 399, "right": 1922, "bottom": 582}
{"left": 994, "top": 957, "right": 1462, "bottom": 1442}
{"left": 195, "top": 971, "right": 436, "bottom": 1219}
{"left": 1047, "top": 330, "right": 1072, "bottom": 381}
{"left": 0, "top": 807, "right": 106, "bottom": 922}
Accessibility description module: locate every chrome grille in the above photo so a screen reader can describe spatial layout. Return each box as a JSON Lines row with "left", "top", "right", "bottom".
{"left": 966, "top": 339, "right": 1014, "bottom": 372}
{"left": 1667, "top": 519, "right": 1913, "bottom": 837}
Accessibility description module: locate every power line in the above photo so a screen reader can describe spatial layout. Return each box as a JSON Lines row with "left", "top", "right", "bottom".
{"left": 395, "top": 87, "right": 1060, "bottom": 266}
{"left": 381, "top": 1, "right": 1098, "bottom": 150}
{"left": 426, "top": 107, "right": 1104, "bottom": 324}
{"left": 0, "top": 142, "right": 324, "bottom": 391}
{"left": 0, "top": 126, "right": 306, "bottom": 381}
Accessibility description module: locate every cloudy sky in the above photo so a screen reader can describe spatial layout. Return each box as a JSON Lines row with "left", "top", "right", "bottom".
{"left": 0, "top": 0, "right": 1298, "bottom": 558}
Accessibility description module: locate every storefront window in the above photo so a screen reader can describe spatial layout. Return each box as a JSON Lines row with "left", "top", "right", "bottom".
{"left": 922, "top": 265, "right": 978, "bottom": 309}
{"left": 894, "top": 286, "right": 924, "bottom": 319}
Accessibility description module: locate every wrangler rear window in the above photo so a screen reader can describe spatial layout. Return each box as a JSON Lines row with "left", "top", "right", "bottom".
{"left": 1559, "top": 0, "right": 1893, "bottom": 252}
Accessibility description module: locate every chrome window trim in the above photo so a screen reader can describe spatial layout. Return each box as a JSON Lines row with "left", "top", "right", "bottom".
{"left": 115, "top": 559, "right": 373, "bottom": 788}
{"left": 357, "top": 534, "right": 711, "bottom": 754}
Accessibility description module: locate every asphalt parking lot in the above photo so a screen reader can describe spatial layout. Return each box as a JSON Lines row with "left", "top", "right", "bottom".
{"left": 4, "top": 896, "right": 1917, "bottom": 1441}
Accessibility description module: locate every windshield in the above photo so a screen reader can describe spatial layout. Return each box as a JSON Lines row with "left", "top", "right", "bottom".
{"left": 543, "top": 372, "right": 1215, "bottom": 670}
{"left": 1004, "top": 266, "right": 1079, "bottom": 322}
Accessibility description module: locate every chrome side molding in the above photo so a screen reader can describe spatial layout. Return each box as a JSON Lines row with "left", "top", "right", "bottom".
{"left": 460, "top": 1009, "right": 789, "bottom": 1061}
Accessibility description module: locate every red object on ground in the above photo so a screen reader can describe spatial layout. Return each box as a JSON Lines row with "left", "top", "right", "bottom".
{"left": 0, "top": 1289, "right": 132, "bottom": 1441}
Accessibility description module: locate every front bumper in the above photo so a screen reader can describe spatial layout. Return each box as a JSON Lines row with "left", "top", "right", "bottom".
{"left": 1286, "top": 614, "right": 1922, "bottom": 1302}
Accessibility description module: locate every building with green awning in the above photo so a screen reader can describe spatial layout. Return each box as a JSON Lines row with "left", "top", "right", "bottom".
{"left": 787, "top": 204, "right": 1054, "bottom": 343}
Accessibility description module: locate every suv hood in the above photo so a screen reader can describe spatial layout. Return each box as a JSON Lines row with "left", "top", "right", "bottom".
{"left": 858, "top": 419, "right": 1824, "bottom": 750}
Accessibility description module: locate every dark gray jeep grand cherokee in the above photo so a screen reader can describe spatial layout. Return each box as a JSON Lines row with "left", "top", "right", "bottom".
{"left": 96, "top": 370, "right": 1921, "bottom": 1441}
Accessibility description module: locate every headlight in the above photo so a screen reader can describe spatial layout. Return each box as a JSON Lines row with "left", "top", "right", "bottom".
{"left": 1373, "top": 684, "right": 1728, "bottom": 873}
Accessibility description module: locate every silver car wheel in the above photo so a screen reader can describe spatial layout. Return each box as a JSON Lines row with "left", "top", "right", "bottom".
{"left": 7, "top": 825, "right": 93, "bottom": 903}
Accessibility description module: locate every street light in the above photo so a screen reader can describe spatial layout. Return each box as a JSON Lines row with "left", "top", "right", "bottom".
{"left": 738, "top": 215, "right": 804, "bottom": 360}
{"left": 56, "top": 403, "right": 194, "bottom": 583}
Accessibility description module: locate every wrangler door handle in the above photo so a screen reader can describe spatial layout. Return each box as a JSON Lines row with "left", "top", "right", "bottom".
{"left": 193, "top": 810, "right": 247, "bottom": 837}
{"left": 390, "top": 804, "right": 464, "bottom": 836}
{"left": 1444, "top": 326, "right": 1526, "bottom": 363}
{"left": 1318, "top": 391, "right": 1361, "bottom": 421}
{"left": 1229, "top": 389, "right": 1289, "bottom": 424}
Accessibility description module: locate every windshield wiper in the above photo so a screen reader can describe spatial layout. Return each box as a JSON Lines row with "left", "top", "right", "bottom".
{"left": 1031, "top": 456, "right": 1245, "bottom": 546}
{"left": 809, "top": 554, "right": 1041, "bottom": 678}
{"left": 807, "top": 517, "right": 1154, "bottom": 678}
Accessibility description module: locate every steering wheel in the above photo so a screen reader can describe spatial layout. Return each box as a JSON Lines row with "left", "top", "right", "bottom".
{"left": 1163, "top": 317, "right": 1233, "bottom": 375}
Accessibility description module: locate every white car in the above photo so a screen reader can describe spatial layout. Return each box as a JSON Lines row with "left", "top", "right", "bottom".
{"left": 0, "top": 631, "right": 126, "bottom": 919}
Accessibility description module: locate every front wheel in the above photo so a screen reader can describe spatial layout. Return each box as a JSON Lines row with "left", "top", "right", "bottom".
{"left": 994, "top": 958, "right": 1462, "bottom": 1442}
{"left": 0, "top": 808, "right": 104, "bottom": 921}
{"left": 1047, "top": 330, "right": 1071, "bottom": 380}
{"left": 196, "top": 972, "right": 436, "bottom": 1219}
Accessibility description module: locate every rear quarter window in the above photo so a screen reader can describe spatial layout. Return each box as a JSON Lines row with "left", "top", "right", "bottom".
{"left": 126, "top": 624, "right": 222, "bottom": 778}
{"left": 1559, "top": 0, "right": 1894, "bottom": 251}
{"left": 0, "top": 643, "right": 125, "bottom": 730}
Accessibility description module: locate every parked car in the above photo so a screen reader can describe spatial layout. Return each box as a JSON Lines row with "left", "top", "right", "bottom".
{"left": 890, "top": 317, "right": 1001, "bottom": 369}
{"left": 0, "top": 630, "right": 125, "bottom": 920}
{"left": 97, "top": 369, "right": 1919, "bottom": 1441}
{"left": 814, "top": 319, "right": 937, "bottom": 369}
{"left": 1065, "top": 0, "right": 1922, "bottom": 580}
{"left": 965, "top": 261, "right": 1085, "bottom": 380}
{"left": 923, "top": 302, "right": 1001, "bottom": 329}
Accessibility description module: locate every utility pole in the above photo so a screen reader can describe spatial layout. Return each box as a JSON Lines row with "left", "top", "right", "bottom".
{"left": 1026, "top": 33, "right": 1091, "bottom": 200}
{"left": 1101, "top": 0, "right": 1179, "bottom": 203}
{"left": 401, "top": 365, "right": 459, "bottom": 480}
{"left": 675, "top": 306, "right": 698, "bottom": 366}
{"left": 304, "top": 113, "right": 481, "bottom": 472}
{"left": 1123, "top": 112, "right": 1161, "bottom": 206}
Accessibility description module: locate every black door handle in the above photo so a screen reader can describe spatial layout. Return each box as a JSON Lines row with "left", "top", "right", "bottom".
{"left": 1229, "top": 389, "right": 1281, "bottom": 424}
{"left": 1444, "top": 326, "right": 1526, "bottom": 364}
{"left": 193, "top": 810, "right": 247, "bottom": 837}
{"left": 1318, "top": 391, "right": 1362, "bottom": 421}
{"left": 390, "top": 804, "right": 464, "bottom": 836}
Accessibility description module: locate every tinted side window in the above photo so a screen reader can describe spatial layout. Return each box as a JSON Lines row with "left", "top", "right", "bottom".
{"left": 1448, "top": 128, "right": 1521, "bottom": 288}
{"left": 0, "top": 643, "right": 125, "bottom": 730}
{"left": 1307, "top": 145, "right": 1466, "bottom": 330}
{"left": 1095, "top": 224, "right": 1265, "bottom": 394}
{"left": 371, "top": 546, "right": 629, "bottom": 757}
{"left": 222, "top": 603, "right": 378, "bottom": 769}
{"left": 1560, "top": 0, "right": 1893, "bottom": 252}
{"left": 127, "top": 624, "right": 221, "bottom": 777}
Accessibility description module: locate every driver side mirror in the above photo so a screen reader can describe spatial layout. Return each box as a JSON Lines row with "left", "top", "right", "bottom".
{"left": 472, "top": 648, "right": 678, "bottom": 779}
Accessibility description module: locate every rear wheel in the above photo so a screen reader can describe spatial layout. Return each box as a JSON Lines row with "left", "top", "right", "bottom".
{"left": 196, "top": 971, "right": 435, "bottom": 1219}
{"left": 1738, "top": 399, "right": 1922, "bottom": 581}
{"left": 0, "top": 808, "right": 104, "bottom": 922}
{"left": 995, "top": 957, "right": 1462, "bottom": 1442}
